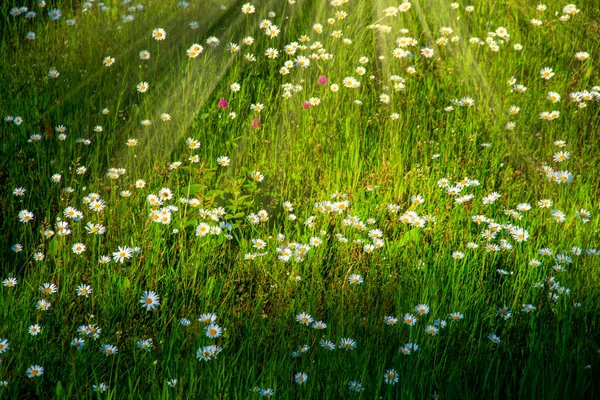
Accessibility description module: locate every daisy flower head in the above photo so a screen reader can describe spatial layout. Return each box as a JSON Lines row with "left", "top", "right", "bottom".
{"left": 77, "top": 284, "right": 92, "bottom": 297}
{"left": 140, "top": 291, "right": 160, "bottom": 311}
{"left": 137, "top": 339, "right": 153, "bottom": 351}
{"left": 348, "top": 381, "right": 364, "bottom": 392}
{"left": 450, "top": 312, "right": 464, "bottom": 321}
{"left": 296, "top": 312, "right": 313, "bottom": 325}
{"left": 415, "top": 304, "right": 430, "bottom": 315}
{"left": 339, "top": 338, "right": 357, "bottom": 350}
{"left": 196, "top": 344, "right": 223, "bottom": 361}
{"left": 488, "top": 333, "right": 501, "bottom": 344}
{"left": 137, "top": 82, "right": 149, "bottom": 93}
{"left": 26, "top": 365, "right": 44, "bottom": 378}
{"left": 199, "top": 313, "right": 218, "bottom": 324}
{"left": 152, "top": 28, "right": 166, "bottom": 41}
{"left": 241, "top": 3, "right": 255, "bottom": 14}
{"left": 72, "top": 243, "right": 86, "bottom": 254}
{"left": 403, "top": 313, "right": 417, "bottom": 326}
{"left": 421, "top": 47, "right": 434, "bottom": 58}
{"left": 113, "top": 246, "right": 133, "bottom": 263}
{"left": 18, "top": 209, "right": 34, "bottom": 223}
{"left": 29, "top": 324, "right": 42, "bottom": 336}
{"left": 265, "top": 24, "right": 280, "bottom": 38}
{"left": 3, "top": 277, "right": 18, "bottom": 288}
{"left": 425, "top": 325, "right": 439, "bottom": 336}
{"left": 205, "top": 323, "right": 222, "bottom": 338}
{"left": 540, "top": 67, "right": 554, "bottom": 80}
{"left": 0, "top": 338, "right": 9, "bottom": 353}
{"left": 384, "top": 369, "right": 399, "bottom": 384}
{"left": 291, "top": 371, "right": 308, "bottom": 384}
{"left": 312, "top": 320, "right": 327, "bottom": 330}
{"left": 101, "top": 344, "right": 118, "bottom": 356}
{"left": 217, "top": 156, "right": 230, "bottom": 167}
{"left": 48, "top": 8, "right": 62, "bottom": 20}
{"left": 93, "top": 383, "right": 108, "bottom": 393}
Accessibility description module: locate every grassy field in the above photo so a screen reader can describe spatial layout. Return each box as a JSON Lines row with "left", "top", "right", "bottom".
{"left": 1, "top": 0, "right": 600, "bottom": 398}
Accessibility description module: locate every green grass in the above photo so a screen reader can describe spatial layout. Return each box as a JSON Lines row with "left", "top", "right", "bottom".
{"left": 1, "top": 0, "right": 600, "bottom": 398}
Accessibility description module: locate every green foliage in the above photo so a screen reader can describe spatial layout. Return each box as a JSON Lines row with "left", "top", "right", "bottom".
{"left": 0, "top": 0, "right": 599, "bottom": 399}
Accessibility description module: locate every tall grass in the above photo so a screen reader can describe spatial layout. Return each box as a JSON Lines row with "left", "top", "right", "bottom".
{"left": 1, "top": 0, "right": 599, "bottom": 398}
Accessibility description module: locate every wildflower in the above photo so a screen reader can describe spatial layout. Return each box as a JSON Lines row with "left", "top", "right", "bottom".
{"left": 425, "top": 325, "right": 439, "bottom": 336}
{"left": 339, "top": 338, "right": 357, "bottom": 350}
{"left": 217, "top": 156, "right": 230, "bottom": 166}
{"left": 291, "top": 372, "right": 308, "bottom": 385}
{"left": 403, "top": 313, "right": 417, "bottom": 326}
{"left": 522, "top": 304, "right": 537, "bottom": 313}
{"left": 152, "top": 28, "right": 166, "bottom": 41}
{"left": 77, "top": 284, "right": 92, "bottom": 297}
{"left": 217, "top": 98, "right": 229, "bottom": 109}
{"left": 40, "top": 283, "right": 58, "bottom": 295}
{"left": 348, "top": 381, "right": 364, "bottom": 392}
{"left": 421, "top": 47, "right": 434, "bottom": 58}
{"left": 3, "top": 277, "right": 17, "bottom": 287}
{"left": 415, "top": 304, "right": 430, "bottom": 315}
{"left": 384, "top": 369, "right": 398, "bottom": 384}
{"left": 196, "top": 345, "right": 223, "bottom": 361}
{"left": 206, "top": 323, "right": 223, "bottom": 338}
{"left": 137, "top": 339, "right": 153, "bottom": 351}
{"left": 103, "top": 56, "right": 115, "bottom": 67}
{"left": 29, "top": 325, "right": 42, "bottom": 336}
{"left": 296, "top": 312, "right": 313, "bottom": 325}
{"left": 18, "top": 209, "right": 34, "bottom": 223}
{"left": 241, "top": 3, "right": 255, "bottom": 14}
{"left": 488, "top": 333, "right": 501, "bottom": 344}
{"left": 540, "top": 67, "right": 554, "bottom": 80}
{"left": 312, "top": 321, "right": 327, "bottom": 330}
{"left": 26, "top": 365, "right": 44, "bottom": 378}
{"left": 101, "top": 344, "right": 118, "bottom": 356}
{"left": 0, "top": 339, "right": 9, "bottom": 354}
{"left": 450, "top": 312, "right": 464, "bottom": 321}
{"left": 93, "top": 383, "right": 108, "bottom": 393}
{"left": 137, "top": 82, "right": 149, "bottom": 93}
{"left": 112, "top": 246, "right": 133, "bottom": 263}
{"left": 140, "top": 291, "right": 160, "bottom": 311}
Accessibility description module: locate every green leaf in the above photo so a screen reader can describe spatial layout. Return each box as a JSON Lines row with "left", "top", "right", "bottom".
{"left": 47, "top": 238, "right": 59, "bottom": 258}
{"left": 397, "top": 228, "right": 420, "bottom": 248}
{"left": 225, "top": 212, "right": 245, "bottom": 220}
{"left": 186, "top": 219, "right": 199, "bottom": 228}
{"left": 185, "top": 184, "right": 205, "bottom": 196}
{"left": 206, "top": 189, "right": 225, "bottom": 199}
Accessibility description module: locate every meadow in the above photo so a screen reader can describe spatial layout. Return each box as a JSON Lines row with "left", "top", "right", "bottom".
{"left": 1, "top": 0, "right": 599, "bottom": 398}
